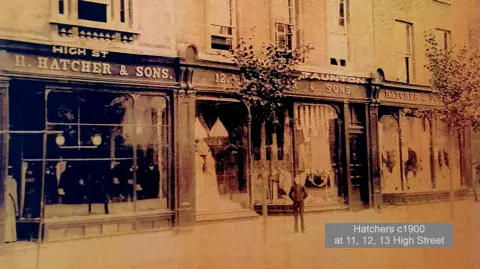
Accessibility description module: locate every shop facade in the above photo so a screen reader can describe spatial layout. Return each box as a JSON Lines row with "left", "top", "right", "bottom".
{"left": 0, "top": 42, "right": 475, "bottom": 244}
{"left": 0, "top": 40, "right": 197, "bottom": 242}
{"left": 372, "top": 77, "right": 473, "bottom": 206}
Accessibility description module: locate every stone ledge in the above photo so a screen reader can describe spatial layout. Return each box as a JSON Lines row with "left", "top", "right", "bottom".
{"left": 382, "top": 189, "right": 471, "bottom": 206}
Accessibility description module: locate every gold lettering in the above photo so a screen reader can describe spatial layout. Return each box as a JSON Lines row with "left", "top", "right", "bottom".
{"left": 144, "top": 67, "right": 153, "bottom": 78}
{"left": 37, "top": 57, "right": 49, "bottom": 69}
{"left": 162, "top": 68, "right": 169, "bottom": 79}
{"left": 81, "top": 61, "right": 91, "bottom": 73}
{"left": 92, "top": 50, "right": 100, "bottom": 57}
{"left": 301, "top": 72, "right": 312, "bottom": 79}
{"left": 52, "top": 46, "right": 64, "bottom": 54}
{"left": 14, "top": 55, "right": 27, "bottom": 67}
{"left": 326, "top": 84, "right": 333, "bottom": 93}
{"left": 311, "top": 73, "right": 320, "bottom": 80}
{"left": 102, "top": 63, "right": 112, "bottom": 75}
{"left": 71, "top": 60, "right": 81, "bottom": 72}
{"left": 58, "top": 59, "right": 70, "bottom": 71}
{"left": 346, "top": 86, "right": 351, "bottom": 95}
{"left": 77, "top": 48, "right": 87, "bottom": 56}
{"left": 50, "top": 59, "right": 60, "bottom": 70}
{"left": 100, "top": 51, "right": 109, "bottom": 58}
{"left": 347, "top": 77, "right": 356, "bottom": 83}
{"left": 68, "top": 48, "right": 77, "bottom": 55}
{"left": 153, "top": 68, "right": 161, "bottom": 78}
{"left": 92, "top": 62, "right": 102, "bottom": 74}
{"left": 135, "top": 67, "right": 144, "bottom": 77}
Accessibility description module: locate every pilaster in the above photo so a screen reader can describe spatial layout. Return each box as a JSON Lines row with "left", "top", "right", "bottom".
{"left": 342, "top": 102, "right": 352, "bottom": 207}
{"left": 173, "top": 67, "right": 196, "bottom": 229}
{"left": 368, "top": 101, "right": 382, "bottom": 210}
{"left": 0, "top": 77, "right": 10, "bottom": 244}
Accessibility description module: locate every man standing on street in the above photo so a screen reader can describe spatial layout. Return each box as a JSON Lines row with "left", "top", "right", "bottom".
{"left": 289, "top": 176, "right": 308, "bottom": 233}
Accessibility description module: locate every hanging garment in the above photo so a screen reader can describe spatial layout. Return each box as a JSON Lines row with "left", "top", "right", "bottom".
{"left": 4, "top": 175, "right": 18, "bottom": 243}
{"left": 209, "top": 117, "right": 229, "bottom": 138}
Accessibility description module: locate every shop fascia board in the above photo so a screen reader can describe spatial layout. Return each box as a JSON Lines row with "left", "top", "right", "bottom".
{"left": 7, "top": 72, "right": 179, "bottom": 91}
{"left": 373, "top": 80, "right": 433, "bottom": 92}
{"left": 0, "top": 38, "right": 178, "bottom": 62}
{"left": 298, "top": 64, "right": 372, "bottom": 80}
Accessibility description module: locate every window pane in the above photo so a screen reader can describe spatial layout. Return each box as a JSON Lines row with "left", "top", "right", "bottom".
{"left": 405, "top": 25, "right": 410, "bottom": 54}
{"left": 293, "top": 104, "right": 344, "bottom": 205}
{"left": 78, "top": 0, "right": 107, "bottom": 23}
{"left": 195, "top": 101, "right": 249, "bottom": 211}
{"left": 210, "top": 0, "right": 233, "bottom": 26}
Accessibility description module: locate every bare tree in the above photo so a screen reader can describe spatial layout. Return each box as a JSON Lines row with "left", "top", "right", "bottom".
{"left": 228, "top": 37, "right": 312, "bottom": 237}
{"left": 415, "top": 32, "right": 480, "bottom": 215}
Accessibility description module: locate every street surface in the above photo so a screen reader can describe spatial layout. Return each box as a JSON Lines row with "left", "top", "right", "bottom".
{"left": 1, "top": 200, "right": 479, "bottom": 269}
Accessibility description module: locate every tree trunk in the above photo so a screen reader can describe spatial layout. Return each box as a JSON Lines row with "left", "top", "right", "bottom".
{"left": 448, "top": 128, "right": 455, "bottom": 219}
{"left": 260, "top": 122, "right": 268, "bottom": 243}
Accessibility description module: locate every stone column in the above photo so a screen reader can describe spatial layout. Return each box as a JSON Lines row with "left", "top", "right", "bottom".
{"left": 367, "top": 102, "right": 382, "bottom": 209}
{"left": 0, "top": 77, "right": 10, "bottom": 244}
{"left": 172, "top": 67, "right": 196, "bottom": 230}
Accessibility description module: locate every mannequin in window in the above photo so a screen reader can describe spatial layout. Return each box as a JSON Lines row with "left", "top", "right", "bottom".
{"left": 110, "top": 161, "right": 122, "bottom": 201}
{"left": 141, "top": 162, "right": 160, "bottom": 199}
{"left": 222, "top": 144, "right": 240, "bottom": 202}
{"left": 4, "top": 167, "right": 18, "bottom": 243}
{"left": 59, "top": 163, "right": 87, "bottom": 204}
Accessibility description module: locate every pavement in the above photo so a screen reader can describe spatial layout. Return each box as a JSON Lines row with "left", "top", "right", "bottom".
{"left": 1, "top": 200, "right": 479, "bottom": 269}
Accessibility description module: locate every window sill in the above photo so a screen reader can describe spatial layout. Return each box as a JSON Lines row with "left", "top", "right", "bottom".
{"left": 433, "top": 0, "right": 451, "bottom": 5}
{"left": 50, "top": 18, "right": 139, "bottom": 34}
{"left": 50, "top": 18, "right": 139, "bottom": 44}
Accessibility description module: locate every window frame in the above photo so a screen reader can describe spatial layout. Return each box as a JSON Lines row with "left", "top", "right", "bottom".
{"left": 273, "top": 0, "right": 298, "bottom": 51}
{"left": 51, "top": 0, "right": 138, "bottom": 32}
{"left": 395, "top": 20, "right": 414, "bottom": 83}
{"left": 436, "top": 29, "right": 452, "bottom": 51}
{"left": 206, "top": 0, "right": 237, "bottom": 54}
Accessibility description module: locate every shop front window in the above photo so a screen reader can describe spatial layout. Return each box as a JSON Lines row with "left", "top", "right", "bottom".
{"left": 9, "top": 87, "right": 170, "bottom": 221}
{"left": 293, "top": 104, "right": 344, "bottom": 205}
{"left": 194, "top": 100, "right": 249, "bottom": 212}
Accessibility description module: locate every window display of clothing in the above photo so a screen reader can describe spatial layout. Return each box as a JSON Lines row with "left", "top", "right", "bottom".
{"left": 140, "top": 164, "right": 160, "bottom": 199}
{"left": 58, "top": 163, "right": 87, "bottom": 204}
{"left": 4, "top": 175, "right": 18, "bottom": 243}
{"left": 45, "top": 164, "right": 58, "bottom": 205}
{"left": 22, "top": 163, "right": 41, "bottom": 218}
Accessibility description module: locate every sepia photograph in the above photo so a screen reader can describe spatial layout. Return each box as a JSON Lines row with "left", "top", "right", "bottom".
{"left": 0, "top": 0, "right": 479, "bottom": 268}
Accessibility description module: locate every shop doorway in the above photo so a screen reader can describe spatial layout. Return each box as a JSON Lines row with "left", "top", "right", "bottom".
{"left": 348, "top": 105, "right": 369, "bottom": 209}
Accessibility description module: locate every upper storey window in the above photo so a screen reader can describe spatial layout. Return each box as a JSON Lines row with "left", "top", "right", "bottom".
{"left": 394, "top": 20, "right": 414, "bottom": 83}
{"left": 207, "top": 0, "right": 236, "bottom": 52}
{"left": 274, "top": 0, "right": 299, "bottom": 50}
{"left": 51, "top": 0, "right": 138, "bottom": 44}
{"left": 436, "top": 29, "right": 451, "bottom": 51}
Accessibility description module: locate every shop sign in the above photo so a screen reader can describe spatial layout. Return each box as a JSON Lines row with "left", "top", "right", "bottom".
{"left": 381, "top": 90, "right": 442, "bottom": 105}
{"left": 295, "top": 80, "right": 367, "bottom": 99}
{"left": 3, "top": 52, "right": 175, "bottom": 81}
{"left": 300, "top": 72, "right": 368, "bottom": 84}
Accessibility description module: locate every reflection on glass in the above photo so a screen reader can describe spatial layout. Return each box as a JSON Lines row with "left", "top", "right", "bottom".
{"left": 195, "top": 101, "right": 248, "bottom": 212}
{"left": 293, "top": 104, "right": 343, "bottom": 205}
{"left": 38, "top": 91, "right": 170, "bottom": 219}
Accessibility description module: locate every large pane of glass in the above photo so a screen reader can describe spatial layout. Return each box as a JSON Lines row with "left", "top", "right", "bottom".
{"left": 195, "top": 100, "right": 249, "bottom": 212}
{"left": 44, "top": 91, "right": 135, "bottom": 218}
{"left": 293, "top": 104, "right": 344, "bottom": 205}
{"left": 132, "top": 96, "right": 169, "bottom": 212}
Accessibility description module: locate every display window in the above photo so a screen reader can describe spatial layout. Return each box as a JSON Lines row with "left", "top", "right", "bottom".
{"left": 8, "top": 84, "right": 171, "bottom": 221}
{"left": 194, "top": 99, "right": 249, "bottom": 212}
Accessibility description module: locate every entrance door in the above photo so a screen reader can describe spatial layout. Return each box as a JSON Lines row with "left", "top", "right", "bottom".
{"left": 349, "top": 133, "right": 369, "bottom": 208}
